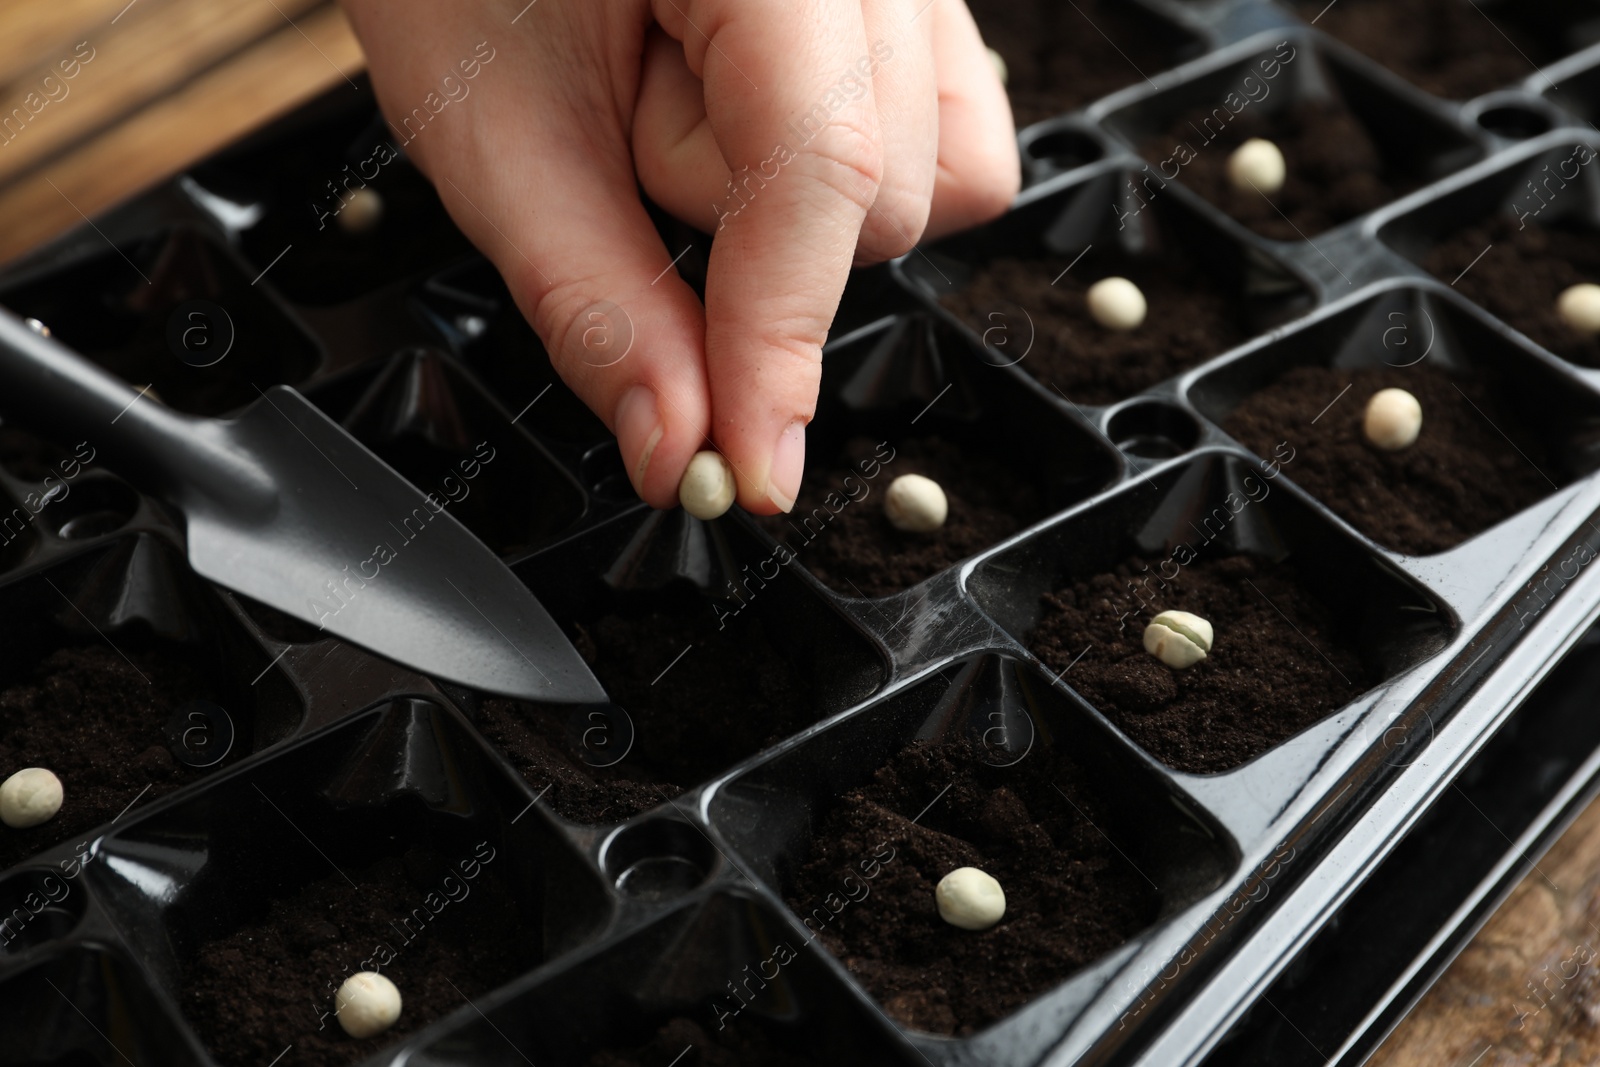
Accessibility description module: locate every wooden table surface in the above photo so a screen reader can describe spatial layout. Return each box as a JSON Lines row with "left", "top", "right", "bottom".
{"left": 3, "top": 2, "right": 1597, "bottom": 1063}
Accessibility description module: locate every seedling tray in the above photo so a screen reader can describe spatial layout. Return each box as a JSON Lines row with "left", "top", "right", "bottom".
{"left": 7, "top": 1, "right": 1600, "bottom": 1064}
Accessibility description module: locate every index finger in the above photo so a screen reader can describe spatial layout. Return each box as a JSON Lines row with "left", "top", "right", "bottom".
{"left": 652, "top": 0, "right": 886, "bottom": 514}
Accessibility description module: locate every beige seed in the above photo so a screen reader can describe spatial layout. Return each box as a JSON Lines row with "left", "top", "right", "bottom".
{"left": 678, "top": 451, "right": 736, "bottom": 520}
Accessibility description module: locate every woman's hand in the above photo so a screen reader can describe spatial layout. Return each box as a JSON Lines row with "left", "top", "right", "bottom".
{"left": 340, "top": 0, "right": 1018, "bottom": 513}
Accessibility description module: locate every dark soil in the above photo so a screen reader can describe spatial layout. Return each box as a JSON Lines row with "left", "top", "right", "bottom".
{"left": 939, "top": 249, "right": 1250, "bottom": 406}
{"left": 0, "top": 644, "right": 233, "bottom": 872}
{"left": 1028, "top": 553, "right": 1368, "bottom": 773}
{"left": 758, "top": 436, "right": 1046, "bottom": 598}
{"left": 476, "top": 606, "right": 817, "bottom": 824}
{"left": 1146, "top": 100, "right": 1419, "bottom": 240}
{"left": 784, "top": 740, "right": 1157, "bottom": 1035}
{"left": 967, "top": 0, "right": 1195, "bottom": 127}
{"left": 1424, "top": 214, "right": 1600, "bottom": 367}
{"left": 1224, "top": 365, "right": 1557, "bottom": 554}
{"left": 182, "top": 846, "right": 533, "bottom": 1067}
{"left": 587, "top": 1017, "right": 821, "bottom": 1067}
{"left": 1293, "top": 0, "right": 1574, "bottom": 100}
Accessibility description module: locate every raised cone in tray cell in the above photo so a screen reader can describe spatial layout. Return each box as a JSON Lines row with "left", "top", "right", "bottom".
{"left": 0, "top": 227, "right": 322, "bottom": 417}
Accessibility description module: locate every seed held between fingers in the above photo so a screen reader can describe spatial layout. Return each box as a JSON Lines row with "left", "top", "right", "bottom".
{"left": 986, "top": 47, "right": 1008, "bottom": 86}
{"left": 337, "top": 188, "right": 384, "bottom": 234}
{"left": 678, "top": 450, "right": 736, "bottom": 520}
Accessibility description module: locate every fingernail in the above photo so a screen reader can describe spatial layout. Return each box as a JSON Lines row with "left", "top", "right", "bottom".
{"left": 615, "top": 385, "right": 663, "bottom": 489}
{"left": 767, "top": 419, "right": 806, "bottom": 513}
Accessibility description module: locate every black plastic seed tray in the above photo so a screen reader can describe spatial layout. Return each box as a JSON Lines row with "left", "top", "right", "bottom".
{"left": 6, "top": 1, "right": 1600, "bottom": 1064}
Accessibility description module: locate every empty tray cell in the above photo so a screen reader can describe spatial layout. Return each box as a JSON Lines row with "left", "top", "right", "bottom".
{"left": 709, "top": 655, "right": 1236, "bottom": 1036}
{"left": 1292, "top": 0, "right": 1600, "bottom": 99}
{"left": 0, "top": 225, "right": 323, "bottom": 417}
{"left": 966, "top": 0, "right": 1203, "bottom": 126}
{"left": 1380, "top": 139, "right": 1600, "bottom": 366}
{"left": 478, "top": 527, "right": 886, "bottom": 823}
{"left": 1190, "top": 285, "right": 1600, "bottom": 555}
{"left": 755, "top": 316, "right": 1120, "bottom": 597}
{"left": 0, "top": 947, "right": 207, "bottom": 1066}
{"left": 1104, "top": 35, "right": 1483, "bottom": 239}
{"left": 185, "top": 81, "right": 474, "bottom": 307}
{"left": 905, "top": 166, "right": 1314, "bottom": 406}
{"left": 417, "top": 257, "right": 612, "bottom": 445}
{"left": 90, "top": 697, "right": 609, "bottom": 1067}
{"left": 967, "top": 452, "right": 1456, "bottom": 772}
{"left": 329, "top": 347, "right": 586, "bottom": 557}
{"left": 408, "top": 894, "right": 918, "bottom": 1065}
{"left": 0, "top": 534, "right": 302, "bottom": 872}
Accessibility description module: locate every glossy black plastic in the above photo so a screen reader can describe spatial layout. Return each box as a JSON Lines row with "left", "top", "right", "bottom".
{"left": 5, "top": 6, "right": 1600, "bottom": 1065}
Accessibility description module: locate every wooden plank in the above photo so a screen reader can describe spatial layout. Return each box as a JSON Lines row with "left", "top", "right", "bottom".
{"left": 1369, "top": 792, "right": 1600, "bottom": 1066}
{"left": 0, "top": 0, "right": 143, "bottom": 87}
{"left": 0, "top": 3, "right": 364, "bottom": 264}
{"left": 0, "top": 0, "right": 325, "bottom": 187}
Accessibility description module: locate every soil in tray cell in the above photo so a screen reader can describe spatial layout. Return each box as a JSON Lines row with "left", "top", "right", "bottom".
{"left": 1424, "top": 213, "right": 1600, "bottom": 368}
{"left": 0, "top": 643, "right": 237, "bottom": 872}
{"left": 968, "top": 0, "right": 1194, "bottom": 127}
{"left": 938, "top": 248, "right": 1251, "bottom": 407}
{"left": 1028, "top": 553, "right": 1368, "bottom": 773}
{"left": 1223, "top": 364, "right": 1557, "bottom": 555}
{"left": 783, "top": 740, "right": 1157, "bottom": 1035}
{"left": 1144, "top": 98, "right": 1422, "bottom": 241}
{"left": 1292, "top": 0, "right": 1578, "bottom": 100}
{"left": 181, "top": 845, "right": 531, "bottom": 1067}
{"left": 758, "top": 436, "right": 1047, "bottom": 599}
{"left": 477, "top": 604, "right": 818, "bottom": 824}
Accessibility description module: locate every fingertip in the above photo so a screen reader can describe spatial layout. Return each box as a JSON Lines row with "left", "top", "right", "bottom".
{"left": 615, "top": 382, "right": 706, "bottom": 509}
{"left": 731, "top": 417, "right": 806, "bottom": 516}
{"left": 768, "top": 418, "right": 806, "bottom": 513}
